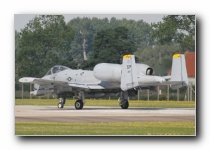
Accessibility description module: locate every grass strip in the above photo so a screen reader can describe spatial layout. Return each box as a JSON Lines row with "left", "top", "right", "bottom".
{"left": 15, "top": 99, "right": 195, "bottom": 108}
{"left": 15, "top": 121, "right": 195, "bottom": 135}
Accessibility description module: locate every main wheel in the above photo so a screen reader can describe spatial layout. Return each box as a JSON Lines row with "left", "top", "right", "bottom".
{"left": 75, "top": 100, "right": 84, "bottom": 109}
{"left": 120, "top": 101, "right": 129, "bottom": 109}
{"left": 57, "top": 102, "right": 64, "bottom": 108}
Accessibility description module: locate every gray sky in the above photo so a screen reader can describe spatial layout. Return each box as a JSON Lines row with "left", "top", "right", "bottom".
{"left": 14, "top": 14, "right": 165, "bottom": 31}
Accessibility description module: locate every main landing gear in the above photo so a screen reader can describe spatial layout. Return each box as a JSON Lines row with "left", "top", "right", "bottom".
{"left": 75, "top": 91, "right": 85, "bottom": 109}
{"left": 75, "top": 99, "right": 84, "bottom": 109}
{"left": 57, "top": 91, "right": 128, "bottom": 109}
{"left": 57, "top": 92, "right": 85, "bottom": 109}
{"left": 119, "top": 91, "right": 129, "bottom": 109}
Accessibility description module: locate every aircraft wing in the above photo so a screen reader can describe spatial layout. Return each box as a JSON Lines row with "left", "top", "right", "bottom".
{"left": 20, "top": 77, "right": 105, "bottom": 89}
{"left": 19, "top": 77, "right": 68, "bottom": 85}
{"left": 68, "top": 83, "right": 105, "bottom": 89}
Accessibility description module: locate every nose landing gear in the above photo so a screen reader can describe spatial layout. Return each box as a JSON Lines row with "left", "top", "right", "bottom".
{"left": 57, "top": 97, "right": 66, "bottom": 108}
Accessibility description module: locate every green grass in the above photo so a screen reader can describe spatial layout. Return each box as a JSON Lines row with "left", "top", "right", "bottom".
{"left": 15, "top": 99, "right": 195, "bottom": 108}
{"left": 15, "top": 121, "right": 195, "bottom": 135}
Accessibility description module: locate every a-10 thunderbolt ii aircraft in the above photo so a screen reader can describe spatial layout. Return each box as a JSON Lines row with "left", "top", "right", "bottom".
{"left": 19, "top": 54, "right": 188, "bottom": 109}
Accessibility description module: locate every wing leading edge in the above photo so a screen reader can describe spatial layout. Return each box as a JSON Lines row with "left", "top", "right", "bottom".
{"left": 68, "top": 83, "right": 105, "bottom": 89}
{"left": 19, "top": 77, "right": 68, "bottom": 85}
{"left": 19, "top": 77, "right": 105, "bottom": 90}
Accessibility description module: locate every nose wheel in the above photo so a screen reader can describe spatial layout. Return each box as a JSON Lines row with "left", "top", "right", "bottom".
{"left": 57, "top": 97, "right": 66, "bottom": 109}
{"left": 58, "top": 102, "right": 64, "bottom": 108}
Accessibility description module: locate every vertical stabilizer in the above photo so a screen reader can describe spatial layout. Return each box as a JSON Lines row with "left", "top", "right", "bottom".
{"left": 170, "top": 54, "right": 188, "bottom": 89}
{"left": 120, "top": 55, "right": 138, "bottom": 91}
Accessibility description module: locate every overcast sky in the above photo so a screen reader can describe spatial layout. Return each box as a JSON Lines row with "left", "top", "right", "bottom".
{"left": 14, "top": 14, "right": 165, "bottom": 31}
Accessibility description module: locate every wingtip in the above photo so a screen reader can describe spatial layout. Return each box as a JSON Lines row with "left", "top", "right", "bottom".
{"left": 19, "top": 77, "right": 35, "bottom": 83}
{"left": 19, "top": 78, "right": 26, "bottom": 82}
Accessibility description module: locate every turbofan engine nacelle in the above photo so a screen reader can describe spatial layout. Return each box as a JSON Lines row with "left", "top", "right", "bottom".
{"left": 93, "top": 63, "right": 154, "bottom": 83}
{"left": 93, "top": 63, "right": 121, "bottom": 82}
{"left": 135, "top": 64, "right": 154, "bottom": 75}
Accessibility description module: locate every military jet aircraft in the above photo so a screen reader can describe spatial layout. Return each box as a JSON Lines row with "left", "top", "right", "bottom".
{"left": 19, "top": 54, "right": 188, "bottom": 109}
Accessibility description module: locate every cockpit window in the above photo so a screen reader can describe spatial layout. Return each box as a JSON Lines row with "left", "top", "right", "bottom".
{"left": 45, "top": 65, "right": 70, "bottom": 76}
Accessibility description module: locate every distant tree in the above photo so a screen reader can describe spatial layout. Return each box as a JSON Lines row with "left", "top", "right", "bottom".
{"left": 67, "top": 17, "right": 153, "bottom": 67}
{"left": 152, "top": 15, "right": 195, "bottom": 51}
{"left": 15, "top": 30, "right": 21, "bottom": 90}
{"left": 16, "top": 15, "right": 74, "bottom": 78}
{"left": 15, "top": 30, "right": 21, "bottom": 51}
{"left": 81, "top": 26, "right": 136, "bottom": 69}
{"left": 126, "top": 19, "right": 155, "bottom": 48}
{"left": 67, "top": 17, "right": 111, "bottom": 65}
{"left": 134, "top": 44, "right": 182, "bottom": 75}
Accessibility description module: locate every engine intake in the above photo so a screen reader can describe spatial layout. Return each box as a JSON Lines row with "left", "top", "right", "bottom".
{"left": 146, "top": 67, "right": 153, "bottom": 75}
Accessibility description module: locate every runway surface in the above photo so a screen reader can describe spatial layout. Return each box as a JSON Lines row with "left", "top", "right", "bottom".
{"left": 15, "top": 106, "right": 195, "bottom": 122}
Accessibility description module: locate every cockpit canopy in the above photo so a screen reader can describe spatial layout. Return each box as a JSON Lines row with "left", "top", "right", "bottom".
{"left": 45, "top": 65, "right": 71, "bottom": 76}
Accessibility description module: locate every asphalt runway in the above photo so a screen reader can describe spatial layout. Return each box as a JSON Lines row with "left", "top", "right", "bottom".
{"left": 15, "top": 106, "right": 195, "bottom": 122}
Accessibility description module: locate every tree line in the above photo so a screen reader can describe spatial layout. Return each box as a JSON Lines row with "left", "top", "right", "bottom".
{"left": 15, "top": 15, "right": 195, "bottom": 90}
